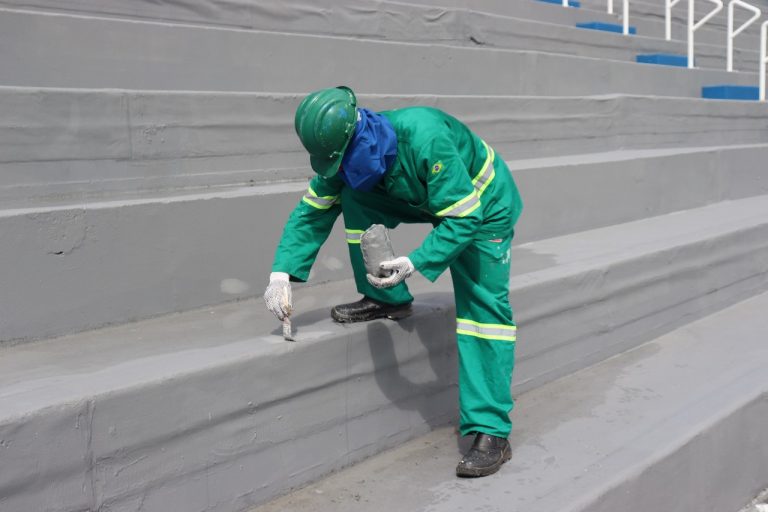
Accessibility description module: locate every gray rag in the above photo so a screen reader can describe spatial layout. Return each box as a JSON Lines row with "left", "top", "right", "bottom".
{"left": 361, "top": 224, "right": 395, "bottom": 277}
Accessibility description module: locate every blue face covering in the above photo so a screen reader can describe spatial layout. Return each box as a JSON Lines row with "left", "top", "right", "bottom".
{"left": 339, "top": 108, "right": 398, "bottom": 192}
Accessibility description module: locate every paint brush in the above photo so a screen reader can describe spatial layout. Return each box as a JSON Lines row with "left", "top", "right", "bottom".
{"left": 282, "top": 287, "right": 294, "bottom": 341}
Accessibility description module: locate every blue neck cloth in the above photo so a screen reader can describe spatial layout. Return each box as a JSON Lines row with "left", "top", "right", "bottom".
{"left": 339, "top": 108, "right": 398, "bottom": 192}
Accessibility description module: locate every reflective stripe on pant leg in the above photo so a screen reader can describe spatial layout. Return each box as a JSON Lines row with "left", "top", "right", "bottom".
{"left": 345, "top": 229, "right": 364, "bottom": 244}
{"left": 341, "top": 187, "right": 414, "bottom": 305}
{"left": 456, "top": 319, "right": 516, "bottom": 341}
{"left": 450, "top": 236, "right": 515, "bottom": 438}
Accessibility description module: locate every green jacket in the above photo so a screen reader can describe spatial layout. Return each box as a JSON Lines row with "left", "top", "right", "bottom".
{"left": 272, "top": 106, "right": 523, "bottom": 282}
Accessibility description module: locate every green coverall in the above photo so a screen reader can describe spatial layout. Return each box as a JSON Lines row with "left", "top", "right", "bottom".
{"left": 273, "top": 107, "right": 523, "bottom": 438}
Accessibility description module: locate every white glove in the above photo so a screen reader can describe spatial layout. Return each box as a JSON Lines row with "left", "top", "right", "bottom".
{"left": 366, "top": 256, "right": 415, "bottom": 289}
{"left": 265, "top": 272, "right": 292, "bottom": 320}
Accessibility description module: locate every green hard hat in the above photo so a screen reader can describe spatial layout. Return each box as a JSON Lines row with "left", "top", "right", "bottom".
{"left": 294, "top": 86, "right": 358, "bottom": 177}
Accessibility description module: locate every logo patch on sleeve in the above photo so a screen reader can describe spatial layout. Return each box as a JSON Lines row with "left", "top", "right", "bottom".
{"left": 431, "top": 161, "right": 444, "bottom": 175}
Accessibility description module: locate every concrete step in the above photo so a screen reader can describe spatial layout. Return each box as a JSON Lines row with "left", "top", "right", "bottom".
{"left": 0, "top": 2, "right": 762, "bottom": 73}
{"left": 0, "top": 0, "right": 619, "bottom": 31}
{"left": 4, "top": 0, "right": 761, "bottom": 52}
{"left": 0, "top": 8, "right": 761, "bottom": 93}
{"left": 469, "top": 13, "right": 762, "bottom": 71}
{"left": 403, "top": 0, "right": 766, "bottom": 49}
{"left": 2, "top": 195, "right": 768, "bottom": 511}
{"left": 250, "top": 289, "right": 768, "bottom": 512}
{"left": 3, "top": 87, "right": 767, "bottom": 203}
{"left": 3, "top": 142, "right": 768, "bottom": 345}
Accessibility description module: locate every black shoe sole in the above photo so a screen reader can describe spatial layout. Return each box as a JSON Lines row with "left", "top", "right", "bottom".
{"left": 330, "top": 304, "right": 412, "bottom": 323}
{"left": 455, "top": 443, "right": 511, "bottom": 478}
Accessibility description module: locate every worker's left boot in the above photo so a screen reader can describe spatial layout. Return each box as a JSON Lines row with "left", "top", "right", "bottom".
{"left": 455, "top": 433, "right": 511, "bottom": 478}
{"left": 331, "top": 296, "right": 412, "bottom": 323}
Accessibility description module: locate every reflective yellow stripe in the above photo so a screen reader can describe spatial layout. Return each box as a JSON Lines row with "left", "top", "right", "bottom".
{"left": 436, "top": 191, "right": 481, "bottom": 218}
{"left": 302, "top": 186, "right": 338, "bottom": 210}
{"left": 433, "top": 141, "right": 495, "bottom": 218}
{"left": 456, "top": 318, "right": 517, "bottom": 331}
{"left": 460, "top": 199, "right": 482, "bottom": 217}
{"left": 456, "top": 329, "right": 517, "bottom": 341}
{"left": 345, "top": 228, "right": 364, "bottom": 244}
{"left": 471, "top": 141, "right": 496, "bottom": 197}
{"left": 456, "top": 318, "right": 517, "bottom": 342}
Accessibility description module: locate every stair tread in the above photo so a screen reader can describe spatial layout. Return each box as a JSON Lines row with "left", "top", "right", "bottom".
{"left": 249, "top": 289, "right": 768, "bottom": 512}
{"left": 3, "top": 194, "right": 768, "bottom": 419}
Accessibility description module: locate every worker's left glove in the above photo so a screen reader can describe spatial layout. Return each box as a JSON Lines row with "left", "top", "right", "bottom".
{"left": 366, "top": 256, "right": 415, "bottom": 289}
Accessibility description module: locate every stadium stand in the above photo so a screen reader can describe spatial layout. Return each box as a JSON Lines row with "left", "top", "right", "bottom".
{"left": 0, "top": 0, "right": 767, "bottom": 511}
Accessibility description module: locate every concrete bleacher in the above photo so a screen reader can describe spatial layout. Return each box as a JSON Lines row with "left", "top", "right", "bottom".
{"left": 1, "top": 0, "right": 768, "bottom": 511}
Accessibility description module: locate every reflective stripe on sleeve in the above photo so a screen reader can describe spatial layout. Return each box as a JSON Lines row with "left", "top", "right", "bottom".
{"left": 456, "top": 318, "right": 517, "bottom": 341}
{"left": 471, "top": 141, "right": 496, "bottom": 197}
{"left": 345, "top": 228, "right": 364, "bottom": 244}
{"left": 435, "top": 190, "right": 481, "bottom": 218}
{"left": 302, "top": 186, "right": 338, "bottom": 210}
{"left": 433, "top": 141, "right": 494, "bottom": 218}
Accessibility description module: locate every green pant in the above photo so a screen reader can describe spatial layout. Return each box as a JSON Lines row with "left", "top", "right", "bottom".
{"left": 340, "top": 188, "right": 516, "bottom": 438}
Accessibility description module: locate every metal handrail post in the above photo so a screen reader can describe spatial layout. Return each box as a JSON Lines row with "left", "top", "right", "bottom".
{"left": 727, "top": 0, "right": 761, "bottom": 72}
{"left": 622, "top": 0, "right": 630, "bottom": 34}
{"left": 608, "top": 0, "right": 614, "bottom": 14}
{"left": 688, "top": 0, "right": 725, "bottom": 68}
{"left": 666, "top": 0, "right": 684, "bottom": 40}
{"left": 761, "top": 20, "right": 767, "bottom": 101}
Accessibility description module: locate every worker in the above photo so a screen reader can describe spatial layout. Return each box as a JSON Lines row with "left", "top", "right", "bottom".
{"left": 264, "top": 86, "right": 523, "bottom": 478}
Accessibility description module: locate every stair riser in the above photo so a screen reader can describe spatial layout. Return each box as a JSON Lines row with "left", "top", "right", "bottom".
{"left": 515, "top": 144, "right": 768, "bottom": 240}
{"left": 2, "top": 0, "right": 760, "bottom": 50}
{"left": 565, "top": 384, "right": 768, "bottom": 512}
{"left": 514, "top": 221, "right": 768, "bottom": 392}
{"left": 3, "top": 88, "right": 767, "bottom": 203}
{"left": 0, "top": 305, "right": 459, "bottom": 512}
{"left": 4, "top": 143, "right": 768, "bottom": 344}
{"left": 0, "top": 10, "right": 759, "bottom": 94}
{"left": 3, "top": 206, "right": 767, "bottom": 511}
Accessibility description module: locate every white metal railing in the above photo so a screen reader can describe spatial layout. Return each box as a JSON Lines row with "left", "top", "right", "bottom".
{"left": 666, "top": 0, "right": 684, "bottom": 39}
{"left": 761, "top": 20, "right": 768, "bottom": 101}
{"left": 727, "top": 0, "right": 761, "bottom": 72}
{"left": 621, "top": 0, "right": 630, "bottom": 34}
{"left": 566, "top": 0, "right": 631, "bottom": 34}
{"left": 688, "top": 0, "right": 725, "bottom": 68}
{"left": 606, "top": 0, "right": 631, "bottom": 34}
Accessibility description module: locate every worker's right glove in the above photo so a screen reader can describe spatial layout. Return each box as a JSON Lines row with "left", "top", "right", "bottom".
{"left": 264, "top": 272, "right": 292, "bottom": 321}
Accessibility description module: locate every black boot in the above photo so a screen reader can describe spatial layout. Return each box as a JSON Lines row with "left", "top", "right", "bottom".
{"left": 331, "top": 296, "right": 412, "bottom": 323}
{"left": 455, "top": 433, "right": 511, "bottom": 478}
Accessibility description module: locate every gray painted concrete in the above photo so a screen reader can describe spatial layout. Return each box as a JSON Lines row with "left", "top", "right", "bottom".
{"left": 2, "top": 88, "right": 767, "bottom": 203}
{"left": 1, "top": 196, "right": 768, "bottom": 511}
{"left": 3, "top": 144, "right": 768, "bottom": 345}
{"left": 0, "top": 0, "right": 603, "bottom": 27}
{"left": 2, "top": 0, "right": 760, "bottom": 50}
{"left": 0, "top": 3, "right": 762, "bottom": 74}
{"left": 2, "top": 0, "right": 766, "bottom": 510}
{"left": 250, "top": 290, "right": 768, "bottom": 512}
{"left": 0, "top": 8, "right": 760, "bottom": 94}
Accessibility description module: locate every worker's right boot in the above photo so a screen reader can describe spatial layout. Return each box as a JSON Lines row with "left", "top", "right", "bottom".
{"left": 331, "top": 296, "right": 412, "bottom": 323}
{"left": 455, "top": 433, "right": 511, "bottom": 478}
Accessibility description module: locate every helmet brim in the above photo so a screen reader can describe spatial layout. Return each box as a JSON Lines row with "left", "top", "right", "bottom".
{"left": 310, "top": 153, "right": 344, "bottom": 178}
{"left": 309, "top": 124, "right": 355, "bottom": 177}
